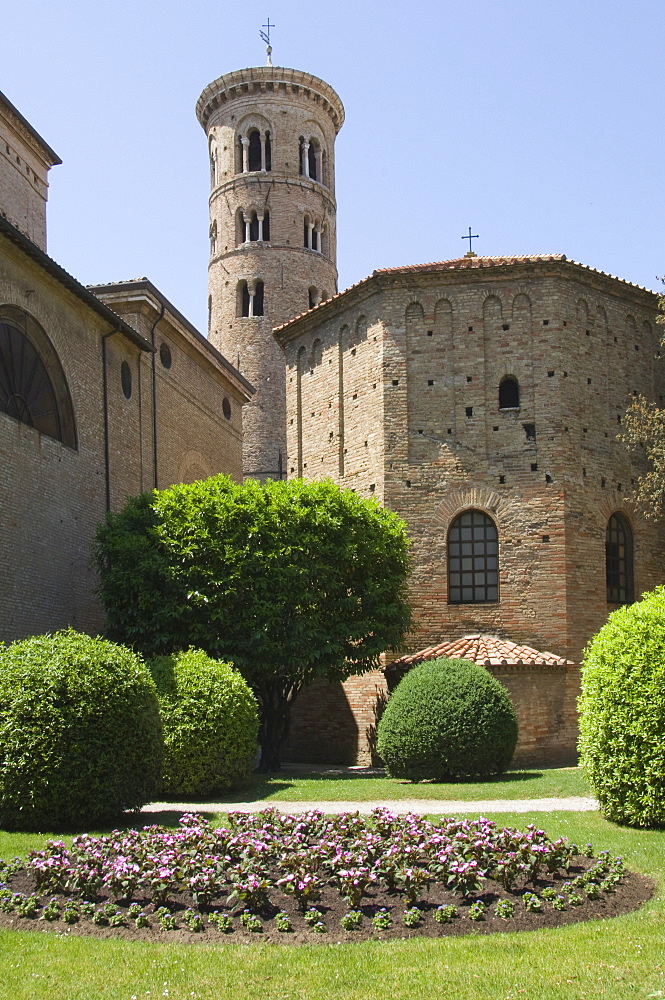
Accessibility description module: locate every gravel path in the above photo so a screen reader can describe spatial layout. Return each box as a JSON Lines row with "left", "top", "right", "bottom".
{"left": 142, "top": 796, "right": 599, "bottom": 816}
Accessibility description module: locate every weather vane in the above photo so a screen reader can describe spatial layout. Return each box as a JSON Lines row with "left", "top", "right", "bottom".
{"left": 461, "top": 227, "right": 479, "bottom": 257}
{"left": 260, "top": 18, "right": 274, "bottom": 66}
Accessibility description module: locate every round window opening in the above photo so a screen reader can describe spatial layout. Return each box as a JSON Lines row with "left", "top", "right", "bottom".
{"left": 222, "top": 397, "right": 232, "bottom": 420}
{"left": 121, "top": 360, "right": 132, "bottom": 399}
{"left": 159, "top": 342, "right": 172, "bottom": 368}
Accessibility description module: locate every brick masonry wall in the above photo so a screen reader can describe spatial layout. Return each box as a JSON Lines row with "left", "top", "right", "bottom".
{"left": 96, "top": 291, "right": 246, "bottom": 495}
{"left": 0, "top": 243, "right": 109, "bottom": 640}
{"left": 1, "top": 248, "right": 248, "bottom": 643}
{"left": 0, "top": 100, "right": 53, "bottom": 252}
{"left": 278, "top": 259, "right": 665, "bottom": 767}
{"left": 199, "top": 66, "right": 344, "bottom": 480}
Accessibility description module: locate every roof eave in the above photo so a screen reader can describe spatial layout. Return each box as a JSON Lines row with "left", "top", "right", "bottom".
{"left": 0, "top": 214, "right": 152, "bottom": 352}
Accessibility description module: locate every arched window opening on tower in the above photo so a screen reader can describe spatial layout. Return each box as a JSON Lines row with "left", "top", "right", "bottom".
{"left": 242, "top": 211, "right": 270, "bottom": 243}
{"left": 309, "top": 287, "right": 321, "bottom": 309}
{"left": 308, "top": 142, "right": 318, "bottom": 180}
{"left": 300, "top": 137, "right": 323, "bottom": 182}
{"left": 239, "top": 280, "right": 265, "bottom": 318}
{"left": 209, "top": 219, "right": 217, "bottom": 256}
{"left": 248, "top": 130, "right": 261, "bottom": 172}
{"left": 499, "top": 375, "right": 520, "bottom": 409}
{"left": 303, "top": 216, "right": 322, "bottom": 251}
{"left": 253, "top": 280, "right": 264, "bottom": 316}
{"left": 209, "top": 141, "right": 217, "bottom": 187}
{"left": 0, "top": 308, "right": 77, "bottom": 449}
{"left": 239, "top": 129, "right": 272, "bottom": 174}
{"left": 447, "top": 509, "right": 499, "bottom": 604}
{"left": 606, "top": 513, "right": 634, "bottom": 604}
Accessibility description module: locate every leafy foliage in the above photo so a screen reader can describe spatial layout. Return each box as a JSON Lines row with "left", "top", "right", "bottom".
{"left": 377, "top": 656, "right": 518, "bottom": 781}
{"left": 0, "top": 629, "right": 162, "bottom": 830}
{"left": 621, "top": 292, "right": 665, "bottom": 516}
{"left": 578, "top": 586, "right": 665, "bottom": 827}
{"left": 95, "top": 475, "right": 412, "bottom": 767}
{"left": 149, "top": 649, "right": 259, "bottom": 797}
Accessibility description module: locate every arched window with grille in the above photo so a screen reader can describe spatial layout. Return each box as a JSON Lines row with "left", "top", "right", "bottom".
{"left": 606, "top": 513, "right": 634, "bottom": 604}
{"left": 448, "top": 509, "right": 499, "bottom": 604}
{"left": 0, "top": 306, "right": 77, "bottom": 448}
{"left": 499, "top": 375, "right": 520, "bottom": 409}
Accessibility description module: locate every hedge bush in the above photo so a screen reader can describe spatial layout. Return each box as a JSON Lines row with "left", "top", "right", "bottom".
{"left": 149, "top": 649, "right": 259, "bottom": 797}
{"left": 0, "top": 629, "right": 162, "bottom": 830}
{"left": 579, "top": 586, "right": 665, "bottom": 828}
{"left": 377, "top": 656, "right": 518, "bottom": 781}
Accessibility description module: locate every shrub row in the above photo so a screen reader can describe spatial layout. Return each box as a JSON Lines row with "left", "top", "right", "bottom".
{"left": 0, "top": 630, "right": 258, "bottom": 831}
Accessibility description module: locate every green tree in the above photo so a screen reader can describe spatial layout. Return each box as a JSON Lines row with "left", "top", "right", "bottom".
{"left": 95, "top": 476, "right": 412, "bottom": 770}
{"left": 622, "top": 291, "right": 665, "bottom": 515}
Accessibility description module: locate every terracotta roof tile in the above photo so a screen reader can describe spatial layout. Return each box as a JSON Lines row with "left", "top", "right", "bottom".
{"left": 372, "top": 254, "right": 566, "bottom": 275}
{"left": 392, "top": 633, "right": 572, "bottom": 668}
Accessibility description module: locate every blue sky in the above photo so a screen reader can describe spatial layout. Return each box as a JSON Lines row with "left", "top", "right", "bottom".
{"left": 3, "top": 0, "right": 663, "bottom": 333}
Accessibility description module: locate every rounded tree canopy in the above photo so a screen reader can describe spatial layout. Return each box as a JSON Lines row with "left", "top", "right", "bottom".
{"left": 579, "top": 586, "right": 665, "bottom": 828}
{"left": 95, "top": 475, "right": 412, "bottom": 690}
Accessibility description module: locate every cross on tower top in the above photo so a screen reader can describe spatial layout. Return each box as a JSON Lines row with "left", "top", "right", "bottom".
{"left": 260, "top": 18, "right": 275, "bottom": 65}
{"left": 461, "top": 226, "right": 479, "bottom": 257}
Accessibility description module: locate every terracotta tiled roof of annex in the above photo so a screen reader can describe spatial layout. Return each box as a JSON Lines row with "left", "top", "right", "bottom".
{"left": 273, "top": 253, "right": 656, "bottom": 333}
{"left": 391, "top": 633, "right": 572, "bottom": 668}
{"left": 372, "top": 254, "right": 566, "bottom": 275}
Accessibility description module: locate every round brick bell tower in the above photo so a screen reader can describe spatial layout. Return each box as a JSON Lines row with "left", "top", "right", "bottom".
{"left": 196, "top": 65, "right": 344, "bottom": 481}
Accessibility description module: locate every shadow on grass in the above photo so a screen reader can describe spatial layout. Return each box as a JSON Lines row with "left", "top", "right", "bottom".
{"left": 197, "top": 769, "right": 547, "bottom": 803}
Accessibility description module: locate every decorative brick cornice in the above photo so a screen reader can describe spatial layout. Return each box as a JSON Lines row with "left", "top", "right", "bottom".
{"left": 0, "top": 90, "right": 61, "bottom": 166}
{"left": 197, "top": 66, "right": 345, "bottom": 133}
{"left": 274, "top": 255, "right": 658, "bottom": 345}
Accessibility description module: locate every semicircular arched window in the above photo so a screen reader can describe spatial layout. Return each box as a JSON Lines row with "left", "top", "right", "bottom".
{"left": 606, "top": 512, "right": 634, "bottom": 604}
{"left": 0, "top": 307, "right": 77, "bottom": 448}
{"left": 499, "top": 375, "right": 520, "bottom": 409}
{"left": 448, "top": 509, "right": 499, "bottom": 604}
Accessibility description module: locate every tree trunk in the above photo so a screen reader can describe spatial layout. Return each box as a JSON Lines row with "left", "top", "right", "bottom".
{"left": 255, "top": 679, "right": 301, "bottom": 772}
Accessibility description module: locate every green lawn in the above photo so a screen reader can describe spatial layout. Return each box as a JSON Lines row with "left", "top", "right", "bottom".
{"left": 211, "top": 765, "right": 593, "bottom": 803}
{"left": 1, "top": 806, "right": 663, "bottom": 1000}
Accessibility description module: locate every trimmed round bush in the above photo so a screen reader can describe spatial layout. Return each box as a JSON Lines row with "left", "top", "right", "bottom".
{"left": 149, "top": 649, "right": 259, "bottom": 797}
{"left": 579, "top": 586, "right": 665, "bottom": 828}
{"left": 377, "top": 656, "right": 518, "bottom": 781}
{"left": 0, "top": 629, "right": 162, "bottom": 831}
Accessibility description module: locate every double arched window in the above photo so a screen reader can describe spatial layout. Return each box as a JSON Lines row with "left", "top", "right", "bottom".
{"left": 303, "top": 215, "right": 323, "bottom": 252}
{"left": 240, "top": 210, "right": 270, "bottom": 243}
{"left": 0, "top": 306, "right": 77, "bottom": 448}
{"left": 448, "top": 510, "right": 499, "bottom": 604}
{"left": 606, "top": 513, "right": 634, "bottom": 604}
{"left": 299, "top": 137, "right": 323, "bottom": 183}
{"left": 238, "top": 280, "right": 265, "bottom": 318}
{"left": 238, "top": 129, "right": 272, "bottom": 173}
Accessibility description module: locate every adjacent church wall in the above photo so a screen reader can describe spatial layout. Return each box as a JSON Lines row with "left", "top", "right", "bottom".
{"left": 93, "top": 289, "right": 247, "bottom": 494}
{"left": 0, "top": 244, "right": 108, "bottom": 640}
{"left": 1, "top": 249, "right": 250, "bottom": 645}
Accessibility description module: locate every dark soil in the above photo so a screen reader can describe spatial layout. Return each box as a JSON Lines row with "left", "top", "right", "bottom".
{"left": 0, "top": 858, "right": 655, "bottom": 946}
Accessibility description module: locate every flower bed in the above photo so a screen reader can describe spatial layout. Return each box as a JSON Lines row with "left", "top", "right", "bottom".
{"left": 0, "top": 809, "right": 653, "bottom": 944}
